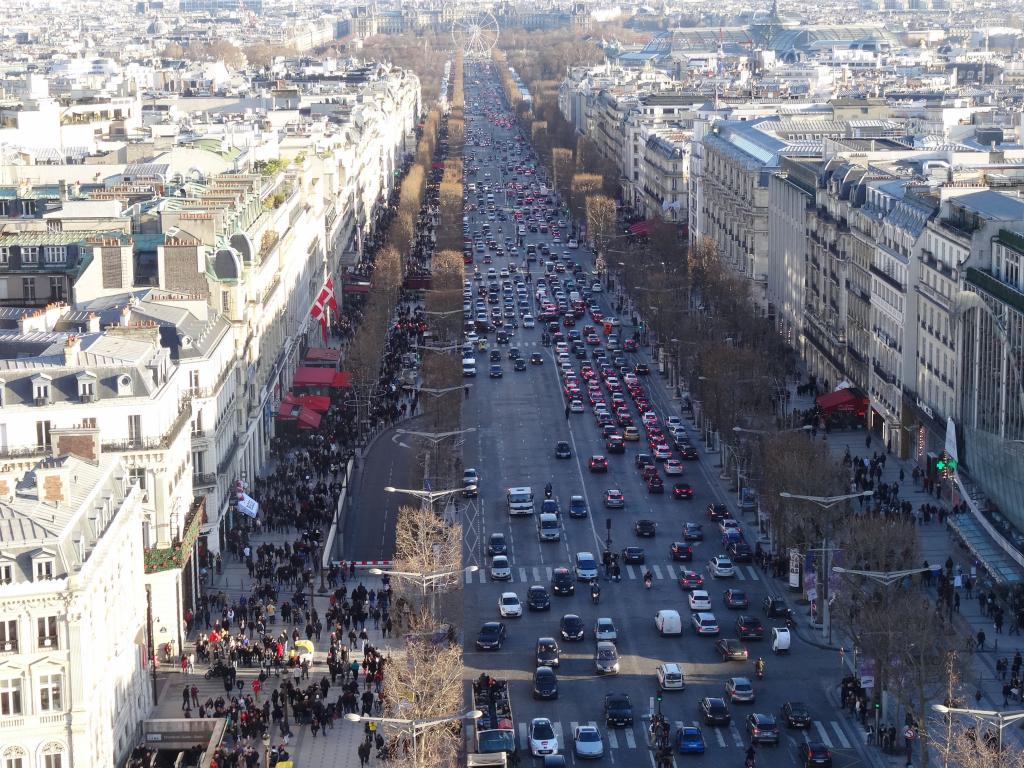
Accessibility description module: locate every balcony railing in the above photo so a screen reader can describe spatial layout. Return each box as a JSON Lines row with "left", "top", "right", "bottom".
{"left": 143, "top": 498, "right": 205, "bottom": 574}
{"left": 192, "top": 473, "right": 217, "bottom": 489}
{"left": 101, "top": 399, "right": 192, "bottom": 454}
{"left": 869, "top": 264, "right": 906, "bottom": 293}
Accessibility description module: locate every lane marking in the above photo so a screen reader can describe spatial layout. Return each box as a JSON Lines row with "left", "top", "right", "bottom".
{"left": 831, "top": 721, "right": 851, "bottom": 749}
{"left": 814, "top": 721, "right": 834, "bottom": 748}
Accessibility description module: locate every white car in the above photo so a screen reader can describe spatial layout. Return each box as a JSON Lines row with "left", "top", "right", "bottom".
{"left": 709, "top": 556, "right": 736, "bottom": 578}
{"left": 595, "top": 617, "right": 618, "bottom": 643}
{"left": 664, "top": 459, "right": 684, "bottom": 476}
{"left": 574, "top": 551, "right": 598, "bottom": 581}
{"left": 574, "top": 724, "right": 605, "bottom": 758}
{"left": 591, "top": 282, "right": 603, "bottom": 293}
{"left": 688, "top": 590, "right": 712, "bottom": 611}
{"left": 568, "top": 238, "right": 579, "bottom": 249}
{"left": 666, "top": 416, "right": 683, "bottom": 430}
{"left": 498, "top": 592, "right": 522, "bottom": 617}
{"left": 490, "top": 555, "right": 512, "bottom": 581}
{"left": 691, "top": 611, "right": 720, "bottom": 635}
{"left": 522, "top": 315, "right": 536, "bottom": 328}
{"left": 530, "top": 717, "right": 559, "bottom": 757}
{"left": 569, "top": 399, "right": 585, "bottom": 413}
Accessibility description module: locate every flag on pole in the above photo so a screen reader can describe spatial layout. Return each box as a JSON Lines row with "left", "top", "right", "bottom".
{"left": 237, "top": 493, "right": 260, "bottom": 519}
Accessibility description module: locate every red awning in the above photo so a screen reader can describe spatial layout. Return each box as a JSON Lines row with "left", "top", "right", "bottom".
{"left": 332, "top": 371, "right": 352, "bottom": 388}
{"left": 628, "top": 220, "right": 653, "bottom": 236}
{"left": 305, "top": 347, "right": 341, "bottom": 363}
{"left": 275, "top": 401, "right": 302, "bottom": 421}
{"left": 816, "top": 388, "right": 867, "bottom": 414}
{"left": 294, "top": 394, "right": 331, "bottom": 413}
{"left": 343, "top": 282, "right": 371, "bottom": 294}
{"left": 292, "top": 366, "right": 338, "bottom": 388}
{"left": 297, "top": 407, "right": 321, "bottom": 429}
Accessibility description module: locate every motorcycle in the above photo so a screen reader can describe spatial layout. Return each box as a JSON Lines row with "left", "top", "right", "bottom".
{"left": 755, "top": 662, "right": 765, "bottom": 681}
{"left": 544, "top": 484, "right": 553, "bottom": 499}
{"left": 591, "top": 586, "right": 601, "bottom": 604}
{"left": 204, "top": 661, "right": 232, "bottom": 681}
{"left": 643, "top": 572, "right": 653, "bottom": 590}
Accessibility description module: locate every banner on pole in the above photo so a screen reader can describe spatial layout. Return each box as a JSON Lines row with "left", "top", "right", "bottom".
{"left": 238, "top": 494, "right": 260, "bottom": 519}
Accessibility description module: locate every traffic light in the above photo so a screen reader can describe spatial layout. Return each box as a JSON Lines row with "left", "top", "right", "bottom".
{"left": 657, "top": 693, "right": 663, "bottom": 703}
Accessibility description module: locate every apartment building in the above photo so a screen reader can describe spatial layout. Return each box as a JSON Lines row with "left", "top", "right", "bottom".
{"left": 0, "top": 442, "right": 150, "bottom": 767}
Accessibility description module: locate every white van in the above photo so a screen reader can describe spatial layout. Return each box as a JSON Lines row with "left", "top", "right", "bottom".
{"left": 462, "top": 357, "right": 477, "bottom": 377}
{"left": 655, "top": 609, "right": 683, "bottom": 637}
{"left": 537, "top": 513, "right": 560, "bottom": 542}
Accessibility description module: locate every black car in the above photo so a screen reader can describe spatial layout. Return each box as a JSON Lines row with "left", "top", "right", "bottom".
{"left": 715, "top": 638, "right": 749, "bottom": 661}
{"left": 699, "top": 697, "right": 731, "bottom": 726}
{"left": 763, "top": 597, "right": 789, "bottom": 618}
{"left": 634, "top": 519, "right": 657, "bottom": 537}
{"left": 678, "top": 444, "right": 699, "bottom": 461}
{"left": 735, "top": 615, "right": 765, "bottom": 641}
{"left": 487, "top": 533, "right": 507, "bottom": 556}
{"left": 781, "top": 701, "right": 813, "bottom": 729}
{"left": 603, "top": 693, "right": 634, "bottom": 727}
{"left": 533, "top": 666, "right": 559, "bottom": 699}
{"left": 707, "top": 504, "right": 730, "bottom": 521}
{"left": 555, "top": 441, "right": 572, "bottom": 459}
{"left": 798, "top": 741, "right": 833, "bottom": 768}
{"left": 514, "top": 357, "right": 527, "bottom": 371}
{"left": 724, "top": 589, "right": 749, "bottom": 610}
{"left": 527, "top": 585, "right": 551, "bottom": 611}
{"left": 476, "top": 622, "right": 506, "bottom": 651}
{"left": 728, "top": 541, "right": 754, "bottom": 563}
{"left": 746, "top": 713, "right": 780, "bottom": 745}
{"left": 560, "top": 613, "right": 585, "bottom": 641}
{"left": 508, "top": 347, "right": 522, "bottom": 360}
{"left": 682, "top": 522, "right": 704, "bottom": 541}
{"left": 635, "top": 363, "right": 650, "bottom": 375}
{"left": 670, "top": 542, "right": 693, "bottom": 561}
{"left": 621, "top": 546, "right": 645, "bottom": 564}
{"left": 536, "top": 637, "right": 561, "bottom": 667}
{"left": 489, "top": 350, "right": 501, "bottom": 362}
{"left": 551, "top": 568, "right": 575, "bottom": 595}
{"left": 531, "top": 353, "right": 544, "bottom": 365}
{"left": 635, "top": 453, "right": 654, "bottom": 470}
{"left": 606, "top": 436, "right": 625, "bottom": 454}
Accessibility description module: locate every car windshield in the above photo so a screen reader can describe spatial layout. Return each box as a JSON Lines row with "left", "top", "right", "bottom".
{"left": 533, "top": 722, "right": 555, "bottom": 740}
{"left": 502, "top": 597, "right": 517, "bottom": 605}
{"left": 598, "top": 648, "right": 617, "bottom": 659}
{"left": 578, "top": 731, "right": 600, "bottom": 742}
{"left": 539, "top": 641, "right": 556, "bottom": 651}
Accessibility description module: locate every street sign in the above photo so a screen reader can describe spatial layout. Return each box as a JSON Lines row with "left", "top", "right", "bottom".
{"left": 789, "top": 549, "right": 801, "bottom": 589}
{"left": 904, "top": 727, "right": 916, "bottom": 741}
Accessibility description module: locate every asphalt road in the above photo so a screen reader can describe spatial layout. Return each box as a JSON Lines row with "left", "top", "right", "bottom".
{"left": 457, "top": 60, "right": 870, "bottom": 768}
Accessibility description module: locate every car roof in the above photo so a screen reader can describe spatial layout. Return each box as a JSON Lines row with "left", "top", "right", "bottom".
{"left": 661, "top": 663, "right": 681, "bottom": 673}
{"left": 500, "top": 592, "right": 518, "bottom": 599}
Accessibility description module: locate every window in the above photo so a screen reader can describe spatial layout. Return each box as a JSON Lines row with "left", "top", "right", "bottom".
{"left": 35, "top": 420, "right": 51, "bottom": 449}
{"left": 43, "top": 754, "right": 62, "bottom": 768}
{"left": 38, "top": 673, "right": 62, "bottom": 711}
{"left": 22, "top": 278, "right": 35, "bottom": 301}
{"left": 0, "top": 247, "right": 8, "bottom": 265}
{"left": 191, "top": 412, "right": 203, "bottom": 437}
{"left": 128, "top": 468, "right": 147, "bottom": 491}
{"left": 189, "top": 370, "right": 201, "bottom": 390}
{"left": 0, "top": 678, "right": 21, "bottom": 715}
{"left": 192, "top": 450, "right": 205, "bottom": 475}
{"left": 49, "top": 277, "right": 65, "bottom": 301}
{"left": 128, "top": 414, "right": 142, "bottom": 446}
{"left": 81, "top": 417, "right": 96, "bottom": 429}
{"left": 37, "top": 616, "right": 58, "bottom": 648}
{"left": 43, "top": 247, "right": 66, "bottom": 265}
{"left": 21, "top": 247, "right": 38, "bottom": 265}
{"left": 0, "top": 620, "right": 16, "bottom": 651}
{"left": 34, "top": 560, "right": 53, "bottom": 581}
{"left": 0, "top": 566, "right": 9, "bottom": 586}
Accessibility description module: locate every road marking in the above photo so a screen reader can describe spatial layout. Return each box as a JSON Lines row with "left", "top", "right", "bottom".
{"left": 652, "top": 565, "right": 664, "bottom": 580}
{"left": 814, "top": 721, "right": 834, "bottom": 748}
{"left": 626, "top": 565, "right": 637, "bottom": 580}
{"left": 746, "top": 566, "right": 761, "bottom": 582}
{"left": 464, "top": 571, "right": 472, "bottom": 585}
{"left": 545, "top": 567, "right": 553, "bottom": 580}
{"left": 552, "top": 721, "right": 564, "bottom": 746}
{"left": 734, "top": 569, "right": 745, "bottom": 581}
{"left": 519, "top": 567, "right": 528, "bottom": 582}
{"left": 715, "top": 728, "right": 726, "bottom": 747}
{"left": 624, "top": 728, "right": 636, "bottom": 748}
{"left": 607, "top": 730, "right": 619, "bottom": 749}
{"left": 570, "top": 721, "right": 579, "bottom": 737}
{"left": 831, "top": 721, "right": 851, "bottom": 748}
{"left": 533, "top": 567, "right": 542, "bottom": 582}
{"left": 518, "top": 722, "right": 528, "bottom": 747}
{"left": 662, "top": 564, "right": 676, "bottom": 579}
{"left": 477, "top": 570, "right": 487, "bottom": 584}
{"left": 729, "top": 722, "right": 745, "bottom": 746}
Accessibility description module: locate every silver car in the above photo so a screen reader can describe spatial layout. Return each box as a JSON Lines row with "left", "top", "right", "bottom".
{"left": 595, "top": 641, "right": 620, "bottom": 675}
{"left": 574, "top": 724, "right": 605, "bottom": 759}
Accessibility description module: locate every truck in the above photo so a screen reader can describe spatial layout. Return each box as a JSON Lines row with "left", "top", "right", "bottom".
{"left": 506, "top": 486, "right": 534, "bottom": 516}
{"left": 473, "top": 675, "right": 517, "bottom": 756}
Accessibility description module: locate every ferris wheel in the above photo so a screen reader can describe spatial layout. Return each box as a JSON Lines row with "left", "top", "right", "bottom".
{"left": 452, "top": 11, "right": 499, "bottom": 58}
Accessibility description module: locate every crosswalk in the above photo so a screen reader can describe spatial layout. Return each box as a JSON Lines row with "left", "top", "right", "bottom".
{"left": 512, "top": 717, "right": 852, "bottom": 754}
{"left": 469, "top": 563, "right": 762, "bottom": 584}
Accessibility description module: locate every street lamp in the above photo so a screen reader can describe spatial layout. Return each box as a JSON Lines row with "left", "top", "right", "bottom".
{"left": 779, "top": 491, "right": 875, "bottom": 642}
{"left": 832, "top": 566, "right": 931, "bottom": 587}
{"left": 262, "top": 732, "right": 271, "bottom": 768}
{"left": 733, "top": 425, "right": 812, "bottom": 436}
{"left": 417, "top": 385, "right": 466, "bottom": 397}
{"left": 423, "top": 308, "right": 465, "bottom": 318}
{"left": 343, "top": 710, "right": 483, "bottom": 768}
{"left": 931, "top": 704, "right": 1024, "bottom": 765}
{"left": 395, "top": 428, "right": 476, "bottom": 445}
{"left": 411, "top": 342, "right": 464, "bottom": 353}
{"left": 369, "top": 565, "right": 478, "bottom": 596}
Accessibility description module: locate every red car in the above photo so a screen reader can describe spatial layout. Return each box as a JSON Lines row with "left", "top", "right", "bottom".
{"left": 672, "top": 483, "right": 695, "bottom": 499}
{"left": 588, "top": 455, "right": 609, "bottom": 473}
{"left": 678, "top": 570, "right": 705, "bottom": 590}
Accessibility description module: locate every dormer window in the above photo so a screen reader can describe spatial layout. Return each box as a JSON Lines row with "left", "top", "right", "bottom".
{"left": 0, "top": 247, "right": 8, "bottom": 265}
{"left": 22, "top": 246, "right": 38, "bottom": 265}
{"left": 32, "top": 375, "right": 52, "bottom": 406}
{"left": 116, "top": 374, "right": 133, "bottom": 397}
{"left": 43, "top": 246, "right": 66, "bottom": 265}
{"left": 77, "top": 372, "right": 97, "bottom": 403}
{"left": 34, "top": 559, "right": 53, "bottom": 581}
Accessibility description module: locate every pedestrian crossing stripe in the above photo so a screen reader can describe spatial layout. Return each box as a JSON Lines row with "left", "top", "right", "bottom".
{"left": 518, "top": 567, "right": 528, "bottom": 582}
{"left": 651, "top": 564, "right": 664, "bottom": 580}
{"left": 469, "top": 563, "right": 760, "bottom": 584}
{"left": 606, "top": 729, "right": 618, "bottom": 749}
{"left": 729, "top": 722, "right": 745, "bottom": 747}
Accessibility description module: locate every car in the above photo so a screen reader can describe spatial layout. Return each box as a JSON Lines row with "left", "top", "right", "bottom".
{"left": 670, "top": 542, "right": 693, "bottom": 561}
{"left": 672, "top": 482, "right": 695, "bottom": 499}
{"left": 514, "top": 357, "right": 527, "bottom": 371}
{"left": 530, "top": 353, "right": 544, "bottom": 365}
{"left": 682, "top": 522, "right": 704, "bottom": 541}
{"left": 569, "top": 399, "right": 584, "bottom": 412}
{"left": 724, "top": 589, "right": 749, "bottom": 609}
{"left": 664, "top": 459, "right": 684, "bottom": 475}
{"left": 656, "top": 662, "right": 686, "bottom": 691}
{"left": 476, "top": 622, "right": 506, "bottom": 650}
{"left": 622, "top": 426, "right": 640, "bottom": 441}
{"left": 489, "top": 350, "right": 501, "bottom": 362}
{"left": 536, "top": 636, "right": 561, "bottom": 667}
{"left": 735, "top": 615, "right": 765, "bottom": 640}
{"left": 621, "top": 546, "right": 645, "bottom": 564}
{"left": 746, "top": 713, "right": 780, "bottom": 744}
{"left": 560, "top": 613, "right": 584, "bottom": 641}
{"left": 498, "top": 592, "right": 523, "bottom": 617}
{"left": 551, "top": 568, "right": 575, "bottom": 595}
{"left": 719, "top": 519, "right": 742, "bottom": 537}
{"left": 691, "top": 612, "right": 720, "bottom": 635}
{"left": 605, "top": 435, "right": 625, "bottom": 453}
{"left": 533, "top": 666, "right": 559, "bottom": 699}
{"left": 604, "top": 489, "right": 625, "bottom": 508}
{"left": 727, "top": 541, "right": 754, "bottom": 563}
{"left": 725, "top": 677, "right": 755, "bottom": 703}
{"left": 568, "top": 495, "right": 588, "bottom": 518}
{"left": 594, "top": 640, "right": 620, "bottom": 674}
{"left": 595, "top": 617, "right": 618, "bottom": 643}
{"left": 527, "top": 585, "right": 551, "bottom": 611}
{"left": 678, "top": 443, "right": 699, "bottom": 460}
{"left": 487, "top": 532, "right": 507, "bottom": 555}
{"left": 588, "top": 455, "right": 609, "bottom": 472}
{"left": 529, "top": 717, "right": 559, "bottom": 757}
{"left": 573, "top": 724, "right": 605, "bottom": 759}
{"left": 634, "top": 519, "right": 657, "bottom": 537}
{"left": 523, "top": 315, "right": 536, "bottom": 328}
{"left": 635, "top": 362, "right": 650, "bottom": 375}
{"left": 603, "top": 693, "right": 634, "bottom": 727}
{"left": 699, "top": 697, "right": 731, "bottom": 726}
{"left": 675, "top": 726, "right": 706, "bottom": 754}
{"left": 541, "top": 498, "right": 561, "bottom": 517}
{"left": 798, "top": 741, "right": 833, "bottom": 768}
{"left": 490, "top": 555, "right": 511, "bottom": 580}
{"left": 691, "top": 582, "right": 722, "bottom": 608}
{"left": 715, "top": 638, "right": 750, "bottom": 661}
{"left": 647, "top": 475, "right": 665, "bottom": 494}
{"left": 709, "top": 556, "right": 736, "bottom": 578}
{"left": 574, "top": 552, "right": 598, "bottom": 581}
{"left": 678, "top": 570, "right": 705, "bottom": 590}
{"left": 707, "top": 503, "right": 730, "bottom": 520}
{"left": 463, "top": 468, "right": 479, "bottom": 497}
{"left": 781, "top": 701, "right": 813, "bottom": 728}
{"left": 763, "top": 597, "right": 789, "bottom": 618}
{"left": 555, "top": 440, "right": 571, "bottom": 458}
{"left": 635, "top": 453, "right": 654, "bottom": 470}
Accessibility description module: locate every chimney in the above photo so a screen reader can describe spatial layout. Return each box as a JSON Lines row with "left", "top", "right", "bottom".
{"left": 63, "top": 335, "right": 80, "bottom": 367}
{"left": 58, "top": 179, "right": 68, "bottom": 201}
{"left": 0, "top": 470, "right": 17, "bottom": 502}
{"left": 87, "top": 313, "right": 101, "bottom": 333}
{"left": 50, "top": 426, "right": 101, "bottom": 463}
{"left": 35, "top": 458, "right": 71, "bottom": 506}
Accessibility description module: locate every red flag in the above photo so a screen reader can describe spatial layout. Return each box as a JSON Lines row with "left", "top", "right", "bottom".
{"left": 319, "top": 315, "right": 328, "bottom": 344}
{"left": 309, "top": 286, "right": 330, "bottom": 319}
{"left": 325, "top": 277, "right": 339, "bottom": 314}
